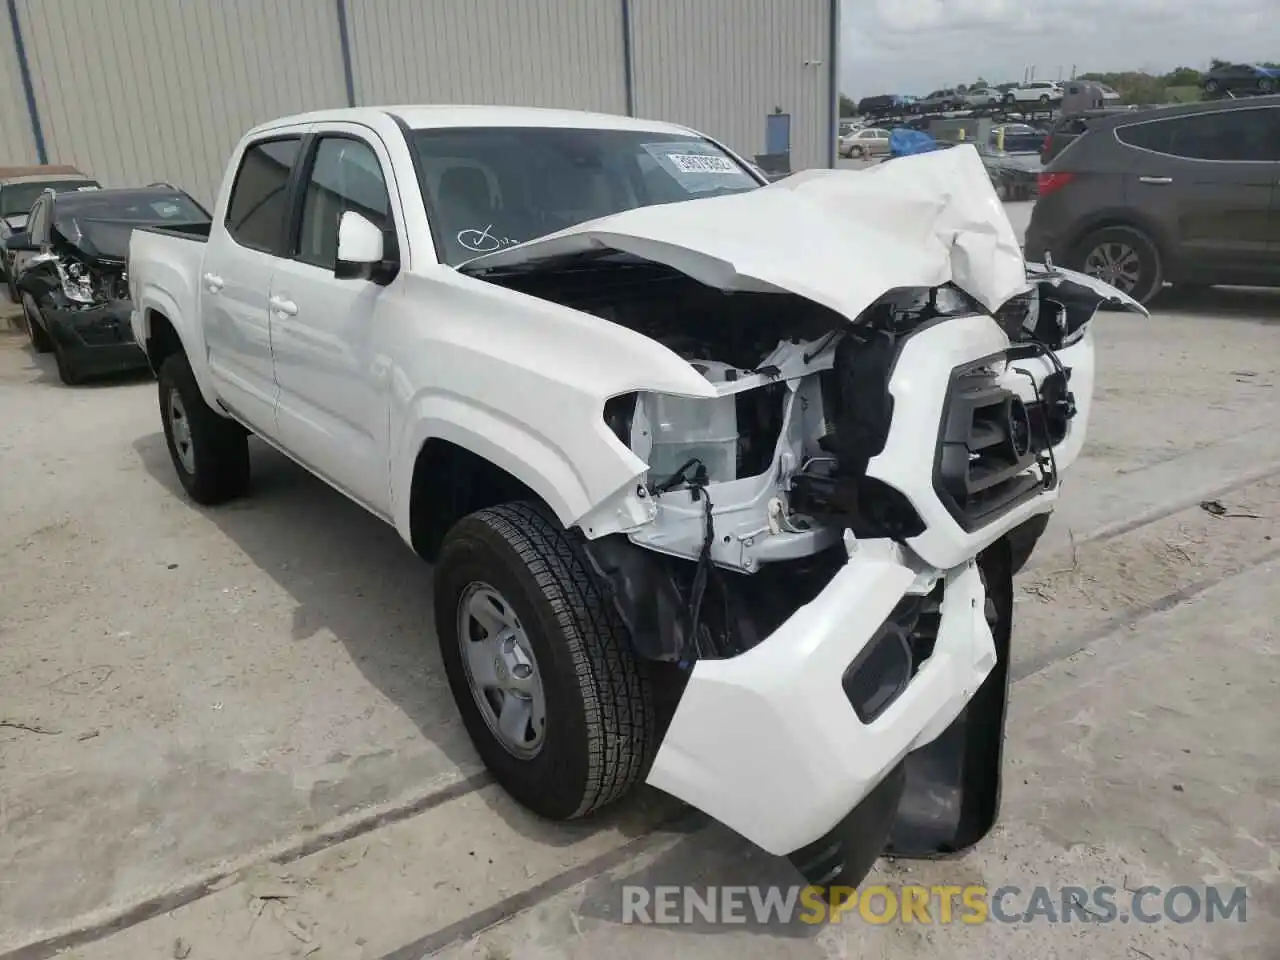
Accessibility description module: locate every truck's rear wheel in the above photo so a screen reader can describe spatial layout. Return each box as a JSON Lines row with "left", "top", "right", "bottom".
{"left": 158, "top": 353, "right": 250, "bottom": 505}
{"left": 434, "top": 502, "right": 656, "bottom": 820}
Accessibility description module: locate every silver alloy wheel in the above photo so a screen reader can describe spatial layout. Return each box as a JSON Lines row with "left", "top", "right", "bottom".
{"left": 1083, "top": 241, "right": 1141, "bottom": 293}
{"left": 167, "top": 387, "right": 196, "bottom": 474}
{"left": 456, "top": 581, "right": 546, "bottom": 758}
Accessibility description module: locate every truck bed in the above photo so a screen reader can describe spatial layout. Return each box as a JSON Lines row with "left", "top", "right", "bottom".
{"left": 128, "top": 221, "right": 210, "bottom": 380}
{"left": 134, "top": 220, "right": 211, "bottom": 242}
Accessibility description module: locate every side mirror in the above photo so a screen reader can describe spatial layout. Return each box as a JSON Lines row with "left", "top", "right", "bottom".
{"left": 335, "top": 210, "right": 397, "bottom": 284}
{"left": 5, "top": 232, "right": 36, "bottom": 252}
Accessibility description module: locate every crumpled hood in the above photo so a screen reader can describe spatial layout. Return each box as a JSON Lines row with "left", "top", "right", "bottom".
{"left": 460, "top": 145, "right": 1029, "bottom": 319}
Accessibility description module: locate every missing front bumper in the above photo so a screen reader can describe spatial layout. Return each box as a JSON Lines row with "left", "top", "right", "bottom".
{"left": 644, "top": 538, "right": 1004, "bottom": 863}
{"left": 787, "top": 542, "right": 1014, "bottom": 891}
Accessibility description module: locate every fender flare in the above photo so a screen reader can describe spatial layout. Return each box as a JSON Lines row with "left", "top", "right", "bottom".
{"left": 136, "top": 287, "right": 220, "bottom": 411}
{"left": 391, "top": 393, "right": 624, "bottom": 547}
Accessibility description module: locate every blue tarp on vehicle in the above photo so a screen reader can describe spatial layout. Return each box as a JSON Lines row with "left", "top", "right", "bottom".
{"left": 888, "top": 128, "right": 942, "bottom": 157}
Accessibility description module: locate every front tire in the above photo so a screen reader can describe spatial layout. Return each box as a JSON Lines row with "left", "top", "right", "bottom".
{"left": 434, "top": 502, "right": 656, "bottom": 820}
{"left": 51, "top": 338, "right": 82, "bottom": 385}
{"left": 22, "top": 294, "right": 52, "bottom": 353}
{"left": 1073, "top": 225, "right": 1164, "bottom": 305}
{"left": 158, "top": 352, "right": 250, "bottom": 504}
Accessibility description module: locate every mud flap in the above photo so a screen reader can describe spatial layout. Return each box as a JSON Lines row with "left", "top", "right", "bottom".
{"left": 884, "top": 538, "right": 1014, "bottom": 858}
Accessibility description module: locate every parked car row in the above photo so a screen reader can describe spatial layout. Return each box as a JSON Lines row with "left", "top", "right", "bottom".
{"left": 3, "top": 172, "right": 209, "bottom": 384}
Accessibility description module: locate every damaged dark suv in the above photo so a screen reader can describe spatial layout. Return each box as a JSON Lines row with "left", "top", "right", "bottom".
{"left": 7, "top": 184, "right": 209, "bottom": 384}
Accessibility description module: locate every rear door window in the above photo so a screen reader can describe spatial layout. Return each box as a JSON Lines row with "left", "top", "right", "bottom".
{"left": 1117, "top": 108, "right": 1280, "bottom": 162}
{"left": 225, "top": 137, "right": 303, "bottom": 253}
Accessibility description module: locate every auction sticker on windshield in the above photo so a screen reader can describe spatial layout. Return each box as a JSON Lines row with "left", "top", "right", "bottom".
{"left": 642, "top": 142, "right": 756, "bottom": 194}
{"left": 667, "top": 153, "right": 738, "bottom": 174}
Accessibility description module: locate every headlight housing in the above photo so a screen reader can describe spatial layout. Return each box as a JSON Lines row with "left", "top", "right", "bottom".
{"left": 56, "top": 259, "right": 95, "bottom": 304}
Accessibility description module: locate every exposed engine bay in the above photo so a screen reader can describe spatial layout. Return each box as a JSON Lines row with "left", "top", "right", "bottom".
{"left": 473, "top": 249, "right": 1120, "bottom": 665}
{"left": 48, "top": 221, "right": 132, "bottom": 307}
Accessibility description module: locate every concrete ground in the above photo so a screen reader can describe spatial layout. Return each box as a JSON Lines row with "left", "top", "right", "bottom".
{"left": 1, "top": 273, "right": 1277, "bottom": 960}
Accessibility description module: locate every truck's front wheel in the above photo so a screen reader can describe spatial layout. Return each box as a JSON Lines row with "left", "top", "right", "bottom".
{"left": 158, "top": 353, "right": 250, "bottom": 505}
{"left": 434, "top": 502, "right": 656, "bottom": 820}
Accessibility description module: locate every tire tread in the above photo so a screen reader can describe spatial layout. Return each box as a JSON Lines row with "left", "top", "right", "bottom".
{"left": 452, "top": 502, "right": 655, "bottom": 817}
{"left": 158, "top": 353, "right": 249, "bottom": 505}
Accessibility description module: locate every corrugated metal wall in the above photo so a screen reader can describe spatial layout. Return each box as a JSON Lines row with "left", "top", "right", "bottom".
{"left": 0, "top": 6, "right": 38, "bottom": 165}
{"left": 12, "top": 0, "right": 348, "bottom": 203}
{"left": 2, "top": 0, "right": 833, "bottom": 203}
{"left": 346, "top": 0, "right": 626, "bottom": 115}
{"left": 629, "top": 0, "right": 832, "bottom": 172}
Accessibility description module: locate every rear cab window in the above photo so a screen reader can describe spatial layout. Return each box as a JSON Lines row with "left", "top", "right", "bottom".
{"left": 224, "top": 137, "right": 303, "bottom": 253}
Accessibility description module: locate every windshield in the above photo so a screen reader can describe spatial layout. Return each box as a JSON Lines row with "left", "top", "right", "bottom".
{"left": 408, "top": 126, "right": 761, "bottom": 265}
{"left": 53, "top": 190, "right": 207, "bottom": 239}
{"left": 2, "top": 180, "right": 99, "bottom": 217}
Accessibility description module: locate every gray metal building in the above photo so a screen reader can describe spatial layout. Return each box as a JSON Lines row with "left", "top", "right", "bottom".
{"left": 1, "top": 0, "right": 838, "bottom": 204}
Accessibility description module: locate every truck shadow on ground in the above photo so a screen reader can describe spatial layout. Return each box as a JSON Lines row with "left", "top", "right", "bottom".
{"left": 131, "top": 431, "right": 689, "bottom": 853}
{"left": 1151, "top": 285, "right": 1280, "bottom": 324}
{"left": 566, "top": 822, "right": 840, "bottom": 941}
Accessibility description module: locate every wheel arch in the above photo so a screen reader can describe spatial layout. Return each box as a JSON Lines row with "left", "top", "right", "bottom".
{"left": 1064, "top": 210, "right": 1177, "bottom": 277}
{"left": 142, "top": 307, "right": 184, "bottom": 377}
{"left": 402, "top": 435, "right": 568, "bottom": 563}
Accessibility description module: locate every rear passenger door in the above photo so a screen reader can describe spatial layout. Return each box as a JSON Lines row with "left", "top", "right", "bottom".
{"left": 203, "top": 133, "right": 305, "bottom": 435}
{"left": 1117, "top": 106, "right": 1278, "bottom": 281}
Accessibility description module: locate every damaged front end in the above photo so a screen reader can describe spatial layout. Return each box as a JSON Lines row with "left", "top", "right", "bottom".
{"left": 18, "top": 222, "right": 142, "bottom": 370}
{"left": 462, "top": 150, "right": 1146, "bottom": 890}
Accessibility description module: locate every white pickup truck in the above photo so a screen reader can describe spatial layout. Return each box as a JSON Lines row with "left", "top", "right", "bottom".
{"left": 128, "top": 106, "right": 1143, "bottom": 890}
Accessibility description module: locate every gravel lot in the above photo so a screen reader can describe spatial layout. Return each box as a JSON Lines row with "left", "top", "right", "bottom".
{"left": 1, "top": 270, "right": 1277, "bottom": 960}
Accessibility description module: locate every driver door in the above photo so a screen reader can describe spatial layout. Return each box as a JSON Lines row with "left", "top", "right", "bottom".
{"left": 268, "top": 125, "right": 406, "bottom": 517}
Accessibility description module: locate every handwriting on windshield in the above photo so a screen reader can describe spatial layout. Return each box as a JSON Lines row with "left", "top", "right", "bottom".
{"left": 457, "top": 224, "right": 520, "bottom": 253}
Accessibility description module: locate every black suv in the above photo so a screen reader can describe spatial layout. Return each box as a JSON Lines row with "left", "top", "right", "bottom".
{"left": 1025, "top": 96, "right": 1280, "bottom": 303}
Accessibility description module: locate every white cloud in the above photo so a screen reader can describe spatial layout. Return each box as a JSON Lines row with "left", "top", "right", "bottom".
{"left": 872, "top": 0, "right": 1025, "bottom": 32}
{"left": 840, "top": 0, "right": 1280, "bottom": 97}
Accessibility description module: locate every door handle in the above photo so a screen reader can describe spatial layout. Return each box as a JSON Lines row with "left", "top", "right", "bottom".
{"left": 269, "top": 295, "right": 298, "bottom": 317}
{"left": 1138, "top": 176, "right": 1173, "bottom": 185}
{"left": 203, "top": 272, "right": 224, "bottom": 293}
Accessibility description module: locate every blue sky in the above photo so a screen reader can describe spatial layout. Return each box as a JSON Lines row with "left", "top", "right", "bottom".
{"left": 839, "top": 0, "right": 1280, "bottom": 97}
